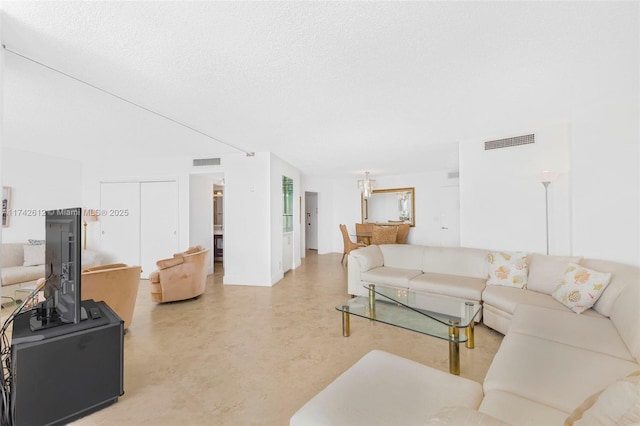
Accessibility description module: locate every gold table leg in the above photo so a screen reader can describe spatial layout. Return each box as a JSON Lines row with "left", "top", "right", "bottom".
{"left": 449, "top": 320, "right": 460, "bottom": 375}
{"left": 466, "top": 321, "right": 475, "bottom": 349}
{"left": 368, "top": 284, "right": 376, "bottom": 318}
{"left": 465, "top": 302, "right": 475, "bottom": 349}
{"left": 342, "top": 305, "right": 350, "bottom": 337}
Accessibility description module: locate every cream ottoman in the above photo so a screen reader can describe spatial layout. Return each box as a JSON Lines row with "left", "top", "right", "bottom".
{"left": 290, "top": 350, "right": 483, "bottom": 426}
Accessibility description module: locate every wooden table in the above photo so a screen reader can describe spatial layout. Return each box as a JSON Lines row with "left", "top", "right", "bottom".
{"left": 354, "top": 232, "right": 372, "bottom": 245}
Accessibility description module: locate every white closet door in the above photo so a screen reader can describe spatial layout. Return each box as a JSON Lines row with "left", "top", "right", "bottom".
{"left": 100, "top": 182, "right": 141, "bottom": 265}
{"left": 140, "top": 181, "right": 179, "bottom": 278}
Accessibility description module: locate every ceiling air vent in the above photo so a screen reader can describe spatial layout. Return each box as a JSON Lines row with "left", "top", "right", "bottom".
{"left": 193, "top": 158, "right": 221, "bottom": 167}
{"left": 484, "top": 134, "right": 534, "bottom": 151}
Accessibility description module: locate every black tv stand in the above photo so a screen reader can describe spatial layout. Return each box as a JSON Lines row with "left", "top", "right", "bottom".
{"left": 28, "top": 305, "right": 90, "bottom": 332}
{"left": 10, "top": 300, "right": 124, "bottom": 426}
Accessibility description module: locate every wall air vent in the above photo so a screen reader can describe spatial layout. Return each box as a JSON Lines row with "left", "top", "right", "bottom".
{"left": 193, "top": 158, "right": 221, "bottom": 167}
{"left": 484, "top": 134, "right": 535, "bottom": 151}
{"left": 448, "top": 171, "right": 460, "bottom": 179}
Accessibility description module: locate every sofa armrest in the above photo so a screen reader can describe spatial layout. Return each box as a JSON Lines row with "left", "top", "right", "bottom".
{"left": 349, "top": 245, "right": 384, "bottom": 272}
{"left": 82, "top": 263, "right": 128, "bottom": 273}
{"left": 156, "top": 256, "right": 184, "bottom": 270}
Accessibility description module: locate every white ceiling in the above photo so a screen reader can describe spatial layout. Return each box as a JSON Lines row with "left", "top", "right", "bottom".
{"left": 1, "top": 1, "right": 637, "bottom": 178}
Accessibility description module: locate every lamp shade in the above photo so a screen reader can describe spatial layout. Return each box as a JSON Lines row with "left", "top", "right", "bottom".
{"left": 83, "top": 208, "right": 99, "bottom": 222}
{"left": 536, "top": 171, "right": 559, "bottom": 183}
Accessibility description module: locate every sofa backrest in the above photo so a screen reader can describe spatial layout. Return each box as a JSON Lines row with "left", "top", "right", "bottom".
{"left": 1, "top": 243, "right": 25, "bottom": 268}
{"left": 608, "top": 272, "right": 640, "bottom": 361}
{"left": 581, "top": 258, "right": 640, "bottom": 318}
{"left": 421, "top": 247, "right": 488, "bottom": 279}
{"left": 379, "top": 244, "right": 424, "bottom": 270}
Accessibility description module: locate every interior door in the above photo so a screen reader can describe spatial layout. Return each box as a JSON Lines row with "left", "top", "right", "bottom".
{"left": 439, "top": 185, "right": 461, "bottom": 247}
{"left": 305, "top": 192, "right": 318, "bottom": 250}
{"left": 100, "top": 182, "right": 140, "bottom": 265}
{"left": 140, "top": 181, "right": 179, "bottom": 279}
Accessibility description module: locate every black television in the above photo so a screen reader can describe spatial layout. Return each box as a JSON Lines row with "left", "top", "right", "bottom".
{"left": 30, "top": 207, "right": 82, "bottom": 331}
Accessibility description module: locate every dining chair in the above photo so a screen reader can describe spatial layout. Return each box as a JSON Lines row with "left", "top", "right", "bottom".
{"left": 396, "top": 224, "right": 410, "bottom": 244}
{"left": 340, "top": 224, "right": 366, "bottom": 264}
{"left": 355, "top": 223, "right": 373, "bottom": 245}
{"left": 371, "top": 225, "right": 398, "bottom": 245}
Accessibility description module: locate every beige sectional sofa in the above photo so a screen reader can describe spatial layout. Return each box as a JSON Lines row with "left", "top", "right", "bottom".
{"left": 1, "top": 242, "right": 46, "bottom": 292}
{"left": 1, "top": 242, "right": 102, "bottom": 299}
{"left": 292, "top": 244, "right": 640, "bottom": 425}
{"left": 348, "top": 245, "right": 488, "bottom": 312}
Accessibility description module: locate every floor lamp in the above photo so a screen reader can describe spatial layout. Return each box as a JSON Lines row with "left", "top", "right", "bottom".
{"left": 537, "top": 171, "right": 559, "bottom": 255}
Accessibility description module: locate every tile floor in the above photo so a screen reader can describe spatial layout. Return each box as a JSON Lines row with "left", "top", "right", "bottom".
{"left": 11, "top": 251, "right": 504, "bottom": 425}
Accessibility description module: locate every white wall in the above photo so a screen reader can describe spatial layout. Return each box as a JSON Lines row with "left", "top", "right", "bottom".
{"left": 459, "top": 124, "right": 572, "bottom": 255}
{"left": 222, "top": 152, "right": 272, "bottom": 286}
{"left": 0, "top": 16, "right": 4, "bottom": 249}
{"left": 364, "top": 171, "right": 460, "bottom": 247}
{"left": 302, "top": 170, "right": 461, "bottom": 255}
{"left": 1, "top": 148, "right": 83, "bottom": 243}
{"left": 571, "top": 94, "right": 639, "bottom": 266}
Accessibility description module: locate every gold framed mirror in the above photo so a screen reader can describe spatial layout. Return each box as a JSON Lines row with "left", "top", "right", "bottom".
{"left": 361, "top": 187, "right": 415, "bottom": 226}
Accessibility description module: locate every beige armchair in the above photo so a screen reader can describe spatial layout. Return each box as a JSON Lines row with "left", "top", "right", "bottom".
{"left": 149, "top": 246, "right": 210, "bottom": 303}
{"left": 81, "top": 263, "right": 142, "bottom": 330}
{"left": 36, "top": 263, "right": 142, "bottom": 330}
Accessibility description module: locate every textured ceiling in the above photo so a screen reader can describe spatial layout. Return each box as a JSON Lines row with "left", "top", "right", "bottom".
{"left": 1, "top": 1, "right": 637, "bottom": 178}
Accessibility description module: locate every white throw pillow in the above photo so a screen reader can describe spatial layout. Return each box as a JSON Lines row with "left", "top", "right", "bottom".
{"left": 552, "top": 263, "right": 612, "bottom": 314}
{"left": 486, "top": 251, "right": 528, "bottom": 289}
{"left": 23, "top": 244, "right": 45, "bottom": 266}
{"left": 527, "top": 253, "right": 583, "bottom": 295}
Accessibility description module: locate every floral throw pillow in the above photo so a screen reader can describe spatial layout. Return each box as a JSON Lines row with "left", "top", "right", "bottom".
{"left": 552, "top": 263, "right": 612, "bottom": 314}
{"left": 486, "top": 251, "right": 528, "bottom": 289}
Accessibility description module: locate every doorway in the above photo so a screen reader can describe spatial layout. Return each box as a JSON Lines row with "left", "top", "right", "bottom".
{"left": 438, "top": 185, "right": 460, "bottom": 247}
{"left": 213, "top": 184, "right": 224, "bottom": 263}
{"left": 305, "top": 192, "right": 318, "bottom": 250}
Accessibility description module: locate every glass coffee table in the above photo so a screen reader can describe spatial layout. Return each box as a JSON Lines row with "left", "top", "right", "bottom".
{"left": 336, "top": 284, "right": 482, "bottom": 375}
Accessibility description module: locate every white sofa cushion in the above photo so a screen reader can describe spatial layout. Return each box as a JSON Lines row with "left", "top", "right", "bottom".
{"left": 22, "top": 243, "right": 45, "bottom": 266}
{"left": 509, "top": 304, "right": 634, "bottom": 361}
{"left": 379, "top": 244, "right": 424, "bottom": 270}
{"left": 482, "top": 285, "right": 604, "bottom": 318}
{"left": 609, "top": 276, "right": 640, "bottom": 362}
{"left": 349, "top": 245, "right": 384, "bottom": 272}
{"left": 552, "top": 263, "right": 612, "bottom": 314}
{"left": 486, "top": 251, "right": 528, "bottom": 288}
{"left": 1, "top": 265, "right": 45, "bottom": 286}
{"left": 409, "top": 273, "right": 486, "bottom": 302}
{"left": 1, "top": 243, "right": 25, "bottom": 268}
{"left": 361, "top": 267, "right": 422, "bottom": 288}
{"left": 526, "top": 253, "right": 582, "bottom": 294}
{"left": 582, "top": 258, "right": 640, "bottom": 317}
{"left": 421, "top": 247, "right": 488, "bottom": 279}
{"left": 289, "top": 350, "right": 483, "bottom": 426}
{"left": 483, "top": 332, "right": 640, "bottom": 413}
{"left": 479, "top": 390, "right": 570, "bottom": 426}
